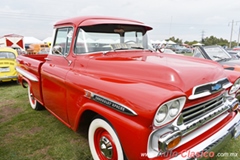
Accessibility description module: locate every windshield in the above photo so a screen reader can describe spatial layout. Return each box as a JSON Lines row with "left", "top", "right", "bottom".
{"left": 74, "top": 24, "right": 149, "bottom": 54}
{"left": 0, "top": 52, "right": 16, "bottom": 59}
{"left": 204, "top": 46, "right": 232, "bottom": 61}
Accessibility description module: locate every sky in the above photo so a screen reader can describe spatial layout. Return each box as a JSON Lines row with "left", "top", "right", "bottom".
{"left": 1, "top": 0, "right": 240, "bottom": 43}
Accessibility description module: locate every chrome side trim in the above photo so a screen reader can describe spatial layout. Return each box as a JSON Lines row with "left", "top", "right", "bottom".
{"left": 84, "top": 89, "right": 137, "bottom": 116}
{"left": 16, "top": 66, "right": 38, "bottom": 82}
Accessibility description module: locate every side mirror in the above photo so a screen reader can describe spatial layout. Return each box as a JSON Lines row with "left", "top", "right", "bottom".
{"left": 52, "top": 45, "right": 72, "bottom": 66}
{"left": 52, "top": 45, "right": 63, "bottom": 55}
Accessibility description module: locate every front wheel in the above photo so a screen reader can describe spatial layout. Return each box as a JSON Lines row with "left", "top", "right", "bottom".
{"left": 88, "top": 118, "right": 125, "bottom": 160}
{"left": 28, "top": 86, "right": 44, "bottom": 110}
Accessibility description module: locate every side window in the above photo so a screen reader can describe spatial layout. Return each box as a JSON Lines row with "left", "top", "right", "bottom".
{"left": 74, "top": 29, "right": 86, "bottom": 54}
{"left": 124, "top": 31, "right": 143, "bottom": 48}
{"left": 193, "top": 48, "right": 204, "bottom": 59}
{"left": 124, "top": 31, "right": 143, "bottom": 43}
{"left": 53, "top": 27, "right": 73, "bottom": 55}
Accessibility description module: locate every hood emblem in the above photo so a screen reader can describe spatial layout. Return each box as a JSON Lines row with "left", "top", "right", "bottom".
{"left": 189, "top": 78, "right": 232, "bottom": 100}
{"left": 211, "top": 83, "right": 222, "bottom": 91}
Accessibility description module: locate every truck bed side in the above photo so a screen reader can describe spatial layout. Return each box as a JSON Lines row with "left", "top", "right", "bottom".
{"left": 16, "top": 54, "right": 48, "bottom": 105}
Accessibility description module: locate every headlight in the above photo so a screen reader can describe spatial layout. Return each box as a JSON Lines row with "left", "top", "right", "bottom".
{"left": 154, "top": 97, "right": 186, "bottom": 126}
{"left": 155, "top": 105, "right": 168, "bottom": 123}
{"left": 229, "top": 78, "right": 240, "bottom": 94}
{"left": 169, "top": 100, "right": 180, "bottom": 117}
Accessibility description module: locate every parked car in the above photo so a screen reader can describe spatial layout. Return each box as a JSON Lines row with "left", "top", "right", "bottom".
{"left": 193, "top": 45, "right": 240, "bottom": 71}
{"left": 26, "top": 43, "right": 50, "bottom": 54}
{"left": 16, "top": 16, "right": 240, "bottom": 160}
{"left": 166, "top": 44, "right": 192, "bottom": 53}
{"left": 233, "top": 46, "right": 240, "bottom": 51}
{"left": 0, "top": 47, "right": 18, "bottom": 82}
{"left": 227, "top": 49, "right": 240, "bottom": 59}
{"left": 163, "top": 48, "right": 177, "bottom": 54}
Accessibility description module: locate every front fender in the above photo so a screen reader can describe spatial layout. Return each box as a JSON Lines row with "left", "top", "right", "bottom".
{"left": 74, "top": 101, "right": 152, "bottom": 160}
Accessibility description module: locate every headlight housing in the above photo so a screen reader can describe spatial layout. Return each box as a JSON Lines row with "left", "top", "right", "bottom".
{"left": 154, "top": 97, "right": 186, "bottom": 126}
{"left": 155, "top": 105, "right": 168, "bottom": 123}
{"left": 229, "top": 78, "right": 240, "bottom": 95}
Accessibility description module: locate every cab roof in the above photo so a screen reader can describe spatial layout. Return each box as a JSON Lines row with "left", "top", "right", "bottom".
{"left": 54, "top": 16, "right": 152, "bottom": 31}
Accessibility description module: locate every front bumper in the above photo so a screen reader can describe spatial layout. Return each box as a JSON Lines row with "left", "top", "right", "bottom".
{"left": 171, "top": 112, "right": 240, "bottom": 160}
{"left": 0, "top": 75, "right": 18, "bottom": 82}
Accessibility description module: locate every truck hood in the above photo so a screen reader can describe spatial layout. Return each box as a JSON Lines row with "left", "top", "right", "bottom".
{"left": 86, "top": 51, "right": 226, "bottom": 96}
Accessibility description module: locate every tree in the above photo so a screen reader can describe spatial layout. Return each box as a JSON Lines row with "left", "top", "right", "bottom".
{"left": 167, "top": 36, "right": 182, "bottom": 44}
{"left": 169, "top": 36, "right": 237, "bottom": 48}
{"left": 203, "top": 36, "right": 230, "bottom": 47}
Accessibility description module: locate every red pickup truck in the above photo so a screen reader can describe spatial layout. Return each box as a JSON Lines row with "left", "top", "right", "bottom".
{"left": 16, "top": 16, "right": 240, "bottom": 160}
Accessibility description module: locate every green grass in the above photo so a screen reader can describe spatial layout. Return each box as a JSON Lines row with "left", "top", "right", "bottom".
{"left": 0, "top": 82, "right": 239, "bottom": 160}
{"left": 0, "top": 82, "right": 92, "bottom": 160}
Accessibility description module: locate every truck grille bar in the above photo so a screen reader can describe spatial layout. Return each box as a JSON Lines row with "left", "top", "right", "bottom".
{"left": 182, "top": 94, "right": 224, "bottom": 125}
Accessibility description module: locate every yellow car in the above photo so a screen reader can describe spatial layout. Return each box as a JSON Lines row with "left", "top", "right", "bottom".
{"left": 0, "top": 47, "right": 18, "bottom": 82}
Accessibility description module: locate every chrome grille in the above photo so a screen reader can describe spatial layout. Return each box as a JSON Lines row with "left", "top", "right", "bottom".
{"left": 194, "top": 78, "right": 230, "bottom": 95}
{"left": 182, "top": 94, "right": 224, "bottom": 124}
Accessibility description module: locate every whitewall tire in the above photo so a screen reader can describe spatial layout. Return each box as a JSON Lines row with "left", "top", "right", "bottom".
{"left": 88, "top": 118, "right": 124, "bottom": 160}
{"left": 28, "top": 86, "right": 44, "bottom": 110}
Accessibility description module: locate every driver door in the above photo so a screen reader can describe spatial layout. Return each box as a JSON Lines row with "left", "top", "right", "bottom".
{"left": 41, "top": 27, "right": 73, "bottom": 124}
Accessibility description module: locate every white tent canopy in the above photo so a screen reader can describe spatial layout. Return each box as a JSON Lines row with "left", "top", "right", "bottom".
{"left": 192, "top": 42, "right": 204, "bottom": 46}
{"left": 151, "top": 40, "right": 176, "bottom": 45}
{"left": 24, "top": 37, "right": 43, "bottom": 44}
{"left": 150, "top": 40, "right": 156, "bottom": 44}
{"left": 150, "top": 40, "right": 165, "bottom": 44}
{"left": 166, "top": 40, "right": 176, "bottom": 45}
{"left": 160, "top": 40, "right": 167, "bottom": 44}
{"left": 42, "top": 37, "right": 53, "bottom": 43}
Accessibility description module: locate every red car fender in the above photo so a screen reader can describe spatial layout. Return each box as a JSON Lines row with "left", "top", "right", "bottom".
{"left": 72, "top": 101, "right": 152, "bottom": 159}
{"left": 224, "top": 69, "right": 240, "bottom": 83}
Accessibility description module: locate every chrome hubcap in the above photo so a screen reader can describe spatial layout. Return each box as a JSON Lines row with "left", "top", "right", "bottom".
{"left": 100, "top": 136, "right": 113, "bottom": 158}
{"left": 30, "top": 93, "right": 35, "bottom": 101}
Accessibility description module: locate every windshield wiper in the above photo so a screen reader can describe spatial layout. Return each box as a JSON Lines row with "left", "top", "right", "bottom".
{"left": 130, "top": 46, "right": 144, "bottom": 49}
{"left": 213, "top": 56, "right": 230, "bottom": 62}
{"left": 131, "top": 47, "right": 155, "bottom": 52}
{"left": 102, "top": 48, "right": 128, "bottom": 55}
{"left": 113, "top": 47, "right": 129, "bottom": 51}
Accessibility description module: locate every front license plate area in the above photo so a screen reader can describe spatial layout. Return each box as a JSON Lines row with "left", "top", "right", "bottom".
{"left": 0, "top": 67, "right": 10, "bottom": 72}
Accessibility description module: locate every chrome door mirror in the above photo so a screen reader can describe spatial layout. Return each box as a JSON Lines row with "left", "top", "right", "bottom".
{"left": 52, "top": 45, "right": 72, "bottom": 66}
{"left": 52, "top": 45, "right": 63, "bottom": 55}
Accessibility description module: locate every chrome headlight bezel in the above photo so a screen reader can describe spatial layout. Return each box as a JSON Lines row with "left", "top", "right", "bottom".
{"left": 229, "top": 78, "right": 240, "bottom": 95}
{"left": 154, "top": 97, "right": 186, "bottom": 127}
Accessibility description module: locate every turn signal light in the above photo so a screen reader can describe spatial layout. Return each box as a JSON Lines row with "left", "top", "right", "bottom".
{"left": 233, "top": 103, "right": 239, "bottom": 111}
{"left": 167, "top": 136, "right": 181, "bottom": 150}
